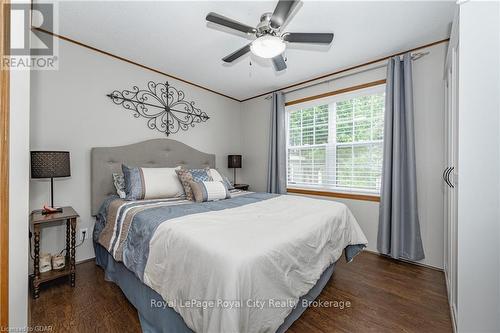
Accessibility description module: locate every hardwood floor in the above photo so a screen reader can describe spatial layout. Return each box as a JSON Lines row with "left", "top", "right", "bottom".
{"left": 30, "top": 252, "right": 452, "bottom": 332}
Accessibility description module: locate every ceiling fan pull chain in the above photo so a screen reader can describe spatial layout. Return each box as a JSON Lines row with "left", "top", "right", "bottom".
{"left": 249, "top": 60, "right": 253, "bottom": 77}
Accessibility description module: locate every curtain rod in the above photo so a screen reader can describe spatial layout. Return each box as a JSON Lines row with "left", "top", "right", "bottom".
{"left": 265, "top": 51, "right": 429, "bottom": 99}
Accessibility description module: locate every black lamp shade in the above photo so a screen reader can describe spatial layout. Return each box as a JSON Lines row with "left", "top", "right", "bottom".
{"left": 228, "top": 155, "right": 242, "bottom": 169}
{"left": 31, "top": 151, "right": 71, "bottom": 179}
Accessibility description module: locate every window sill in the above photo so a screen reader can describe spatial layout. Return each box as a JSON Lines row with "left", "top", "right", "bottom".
{"left": 287, "top": 188, "right": 380, "bottom": 202}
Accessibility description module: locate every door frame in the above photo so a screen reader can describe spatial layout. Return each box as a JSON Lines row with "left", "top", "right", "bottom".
{"left": 0, "top": 0, "right": 10, "bottom": 329}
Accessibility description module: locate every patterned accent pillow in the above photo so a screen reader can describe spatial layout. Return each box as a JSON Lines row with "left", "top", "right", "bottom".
{"left": 209, "top": 169, "right": 234, "bottom": 190}
{"left": 175, "top": 168, "right": 212, "bottom": 201}
{"left": 189, "top": 181, "right": 231, "bottom": 203}
{"left": 122, "top": 165, "right": 184, "bottom": 200}
{"left": 112, "top": 173, "right": 126, "bottom": 199}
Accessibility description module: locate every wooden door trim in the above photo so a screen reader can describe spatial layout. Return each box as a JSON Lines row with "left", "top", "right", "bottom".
{"left": 1, "top": 0, "right": 10, "bottom": 329}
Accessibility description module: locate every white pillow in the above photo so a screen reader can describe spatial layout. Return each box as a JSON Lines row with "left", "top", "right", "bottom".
{"left": 209, "top": 169, "right": 234, "bottom": 190}
{"left": 141, "top": 166, "right": 184, "bottom": 199}
{"left": 189, "top": 180, "right": 231, "bottom": 203}
{"left": 122, "top": 165, "right": 185, "bottom": 200}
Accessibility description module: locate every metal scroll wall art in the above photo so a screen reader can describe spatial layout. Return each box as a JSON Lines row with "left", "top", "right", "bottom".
{"left": 106, "top": 81, "right": 209, "bottom": 136}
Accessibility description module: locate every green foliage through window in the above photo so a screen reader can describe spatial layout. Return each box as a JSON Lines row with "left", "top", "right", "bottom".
{"left": 287, "top": 89, "right": 385, "bottom": 193}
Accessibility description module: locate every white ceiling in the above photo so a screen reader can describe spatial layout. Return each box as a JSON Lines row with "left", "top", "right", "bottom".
{"left": 52, "top": 1, "right": 456, "bottom": 100}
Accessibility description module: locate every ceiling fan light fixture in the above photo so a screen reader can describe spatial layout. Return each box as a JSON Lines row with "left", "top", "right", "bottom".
{"left": 250, "top": 35, "right": 286, "bottom": 59}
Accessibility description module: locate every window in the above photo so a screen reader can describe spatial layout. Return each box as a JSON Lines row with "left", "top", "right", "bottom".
{"left": 286, "top": 85, "right": 385, "bottom": 195}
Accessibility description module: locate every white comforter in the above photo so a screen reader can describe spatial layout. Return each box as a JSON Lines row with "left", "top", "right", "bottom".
{"left": 143, "top": 194, "right": 367, "bottom": 333}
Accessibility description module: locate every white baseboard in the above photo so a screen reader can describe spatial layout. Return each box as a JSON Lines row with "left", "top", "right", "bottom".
{"left": 363, "top": 249, "right": 444, "bottom": 271}
{"left": 444, "top": 271, "right": 458, "bottom": 333}
{"left": 76, "top": 256, "right": 96, "bottom": 265}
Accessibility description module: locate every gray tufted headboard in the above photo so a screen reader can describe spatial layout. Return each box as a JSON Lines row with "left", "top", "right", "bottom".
{"left": 90, "top": 139, "right": 215, "bottom": 216}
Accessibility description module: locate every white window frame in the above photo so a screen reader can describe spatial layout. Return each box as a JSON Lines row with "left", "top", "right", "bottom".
{"left": 285, "top": 84, "right": 386, "bottom": 196}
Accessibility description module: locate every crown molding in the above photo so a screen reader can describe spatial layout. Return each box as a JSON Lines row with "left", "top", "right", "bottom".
{"left": 33, "top": 27, "right": 241, "bottom": 102}
{"left": 240, "top": 37, "right": 449, "bottom": 102}
{"left": 33, "top": 27, "right": 449, "bottom": 104}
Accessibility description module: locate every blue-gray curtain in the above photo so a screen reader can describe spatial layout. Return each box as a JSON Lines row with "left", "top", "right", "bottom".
{"left": 377, "top": 53, "right": 425, "bottom": 261}
{"left": 267, "top": 91, "right": 287, "bottom": 194}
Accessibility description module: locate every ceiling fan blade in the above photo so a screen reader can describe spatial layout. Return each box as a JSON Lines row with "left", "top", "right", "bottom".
{"left": 222, "top": 43, "right": 252, "bottom": 63}
{"left": 270, "top": 0, "right": 299, "bottom": 29}
{"left": 282, "top": 32, "right": 334, "bottom": 44}
{"left": 206, "top": 12, "right": 257, "bottom": 34}
{"left": 272, "top": 54, "right": 287, "bottom": 71}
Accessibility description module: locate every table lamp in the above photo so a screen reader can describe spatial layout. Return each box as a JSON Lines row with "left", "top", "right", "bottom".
{"left": 31, "top": 151, "right": 71, "bottom": 214}
{"left": 228, "top": 155, "right": 242, "bottom": 185}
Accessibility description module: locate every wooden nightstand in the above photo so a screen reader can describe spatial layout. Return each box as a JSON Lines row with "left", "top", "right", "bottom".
{"left": 30, "top": 206, "right": 79, "bottom": 298}
{"left": 233, "top": 184, "right": 249, "bottom": 191}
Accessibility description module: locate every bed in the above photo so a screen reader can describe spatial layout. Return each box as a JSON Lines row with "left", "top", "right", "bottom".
{"left": 91, "top": 139, "right": 368, "bottom": 333}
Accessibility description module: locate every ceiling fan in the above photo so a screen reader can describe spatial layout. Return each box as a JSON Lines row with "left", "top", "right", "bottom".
{"left": 206, "top": 0, "right": 334, "bottom": 71}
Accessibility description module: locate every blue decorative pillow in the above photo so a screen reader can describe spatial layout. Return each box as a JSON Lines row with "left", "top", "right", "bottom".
{"left": 175, "top": 168, "right": 213, "bottom": 201}
{"left": 190, "top": 169, "right": 212, "bottom": 182}
{"left": 122, "top": 165, "right": 143, "bottom": 200}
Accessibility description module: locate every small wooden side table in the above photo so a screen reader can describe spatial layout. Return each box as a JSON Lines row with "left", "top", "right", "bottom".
{"left": 233, "top": 184, "right": 249, "bottom": 191}
{"left": 30, "top": 206, "right": 79, "bottom": 298}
